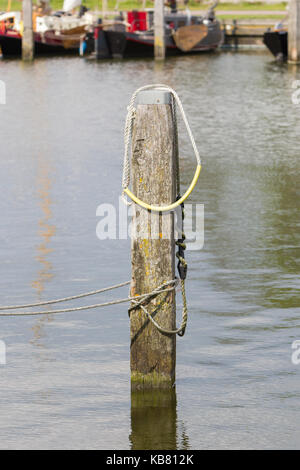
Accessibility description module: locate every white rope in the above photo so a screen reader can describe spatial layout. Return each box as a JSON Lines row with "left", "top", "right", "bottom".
{"left": 0, "top": 281, "right": 130, "bottom": 311}
{"left": 121, "top": 84, "right": 201, "bottom": 205}
{"left": 130, "top": 288, "right": 186, "bottom": 336}
{"left": 0, "top": 279, "right": 178, "bottom": 317}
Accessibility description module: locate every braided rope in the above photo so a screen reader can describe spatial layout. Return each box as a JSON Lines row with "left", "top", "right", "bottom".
{"left": 0, "top": 281, "right": 130, "bottom": 311}
{"left": 0, "top": 278, "right": 186, "bottom": 336}
{"left": 0, "top": 280, "right": 178, "bottom": 317}
{"left": 129, "top": 277, "right": 187, "bottom": 336}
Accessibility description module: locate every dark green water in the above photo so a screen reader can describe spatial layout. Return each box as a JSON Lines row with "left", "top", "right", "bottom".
{"left": 0, "top": 51, "right": 299, "bottom": 449}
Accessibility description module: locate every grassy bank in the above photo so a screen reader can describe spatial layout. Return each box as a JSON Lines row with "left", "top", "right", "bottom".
{"left": 217, "top": 13, "right": 284, "bottom": 19}
{"left": 212, "top": 1, "right": 287, "bottom": 10}
{"left": 0, "top": 1, "right": 287, "bottom": 15}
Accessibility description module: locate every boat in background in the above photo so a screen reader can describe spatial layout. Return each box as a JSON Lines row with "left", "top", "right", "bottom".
{"left": 263, "top": 17, "right": 288, "bottom": 61}
{"left": 84, "top": 1, "right": 223, "bottom": 59}
{"left": 0, "top": 0, "right": 96, "bottom": 57}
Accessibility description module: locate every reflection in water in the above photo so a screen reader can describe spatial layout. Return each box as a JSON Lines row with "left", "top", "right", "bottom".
{"left": 130, "top": 389, "right": 189, "bottom": 450}
{"left": 202, "top": 158, "right": 300, "bottom": 312}
{"left": 32, "top": 157, "right": 55, "bottom": 295}
{"left": 31, "top": 155, "right": 56, "bottom": 346}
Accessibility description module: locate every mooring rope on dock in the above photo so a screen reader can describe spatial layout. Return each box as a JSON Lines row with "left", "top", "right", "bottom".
{"left": 0, "top": 281, "right": 130, "bottom": 311}
{"left": 0, "top": 278, "right": 187, "bottom": 335}
{"left": 0, "top": 279, "right": 175, "bottom": 315}
{"left": 129, "top": 278, "right": 187, "bottom": 337}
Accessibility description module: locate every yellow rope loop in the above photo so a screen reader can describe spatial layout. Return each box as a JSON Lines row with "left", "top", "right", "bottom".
{"left": 124, "top": 164, "right": 201, "bottom": 212}
{"left": 122, "top": 84, "right": 202, "bottom": 212}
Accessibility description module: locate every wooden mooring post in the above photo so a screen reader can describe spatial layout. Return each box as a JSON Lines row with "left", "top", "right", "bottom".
{"left": 288, "top": 0, "right": 300, "bottom": 63}
{"left": 130, "top": 89, "right": 177, "bottom": 390}
{"left": 154, "top": 0, "right": 166, "bottom": 60}
{"left": 22, "top": 0, "right": 34, "bottom": 61}
{"left": 102, "top": 0, "right": 108, "bottom": 20}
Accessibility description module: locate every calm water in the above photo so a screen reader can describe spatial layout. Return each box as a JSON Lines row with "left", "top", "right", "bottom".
{"left": 0, "top": 51, "right": 299, "bottom": 450}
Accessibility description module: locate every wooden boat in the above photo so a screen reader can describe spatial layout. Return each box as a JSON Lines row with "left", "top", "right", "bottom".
{"left": 263, "top": 30, "right": 287, "bottom": 61}
{"left": 0, "top": 4, "right": 95, "bottom": 57}
{"left": 88, "top": 2, "right": 224, "bottom": 59}
{"left": 0, "top": 23, "right": 87, "bottom": 56}
{"left": 263, "top": 18, "right": 288, "bottom": 61}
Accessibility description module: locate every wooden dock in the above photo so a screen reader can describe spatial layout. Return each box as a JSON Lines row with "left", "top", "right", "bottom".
{"left": 222, "top": 19, "right": 280, "bottom": 48}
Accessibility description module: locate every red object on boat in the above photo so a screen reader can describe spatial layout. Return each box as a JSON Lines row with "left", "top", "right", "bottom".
{"left": 127, "top": 11, "right": 147, "bottom": 32}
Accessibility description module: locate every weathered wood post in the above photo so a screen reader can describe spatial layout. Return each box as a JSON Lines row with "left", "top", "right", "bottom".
{"left": 288, "top": 0, "right": 300, "bottom": 63}
{"left": 154, "top": 0, "right": 166, "bottom": 60}
{"left": 130, "top": 89, "right": 177, "bottom": 390}
{"left": 102, "top": 0, "right": 108, "bottom": 20}
{"left": 22, "top": 0, "right": 34, "bottom": 61}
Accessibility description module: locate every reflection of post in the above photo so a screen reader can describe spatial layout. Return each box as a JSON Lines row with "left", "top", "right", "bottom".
{"left": 31, "top": 158, "right": 56, "bottom": 345}
{"left": 130, "top": 390, "right": 177, "bottom": 450}
{"left": 288, "top": 0, "right": 300, "bottom": 63}
{"left": 154, "top": 0, "right": 165, "bottom": 60}
{"left": 22, "top": 0, "right": 34, "bottom": 61}
{"left": 32, "top": 160, "right": 55, "bottom": 296}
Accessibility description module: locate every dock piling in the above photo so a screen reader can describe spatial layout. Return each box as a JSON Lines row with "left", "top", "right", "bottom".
{"left": 288, "top": 0, "right": 300, "bottom": 63}
{"left": 130, "top": 89, "right": 177, "bottom": 390}
{"left": 22, "top": 0, "right": 34, "bottom": 61}
{"left": 154, "top": 0, "right": 166, "bottom": 60}
{"left": 102, "top": 0, "right": 108, "bottom": 19}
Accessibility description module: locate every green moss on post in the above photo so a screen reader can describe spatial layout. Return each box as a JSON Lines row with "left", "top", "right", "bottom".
{"left": 131, "top": 371, "right": 174, "bottom": 390}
